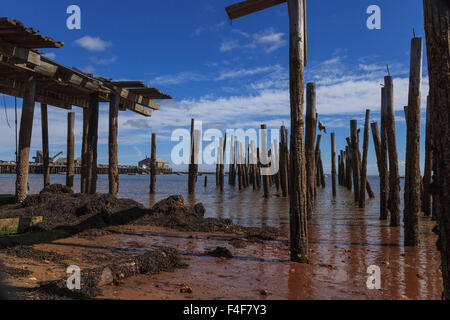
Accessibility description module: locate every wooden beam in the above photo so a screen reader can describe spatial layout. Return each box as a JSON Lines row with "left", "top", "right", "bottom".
{"left": 67, "top": 112, "right": 75, "bottom": 189}
{"left": 40, "top": 103, "right": 50, "bottom": 187}
{"left": 109, "top": 93, "right": 119, "bottom": 196}
{"left": 111, "top": 81, "right": 148, "bottom": 88}
{"left": 15, "top": 76, "right": 36, "bottom": 203}
{"left": 128, "top": 88, "right": 173, "bottom": 100}
{"left": 225, "top": 0, "right": 286, "bottom": 20}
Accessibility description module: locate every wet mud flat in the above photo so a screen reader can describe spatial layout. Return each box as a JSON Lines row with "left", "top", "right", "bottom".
{"left": 0, "top": 185, "right": 279, "bottom": 299}
{"left": 0, "top": 184, "right": 444, "bottom": 300}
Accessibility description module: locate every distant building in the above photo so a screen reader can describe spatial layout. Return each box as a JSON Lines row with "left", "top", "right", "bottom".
{"left": 138, "top": 157, "right": 172, "bottom": 174}
{"left": 55, "top": 157, "right": 67, "bottom": 165}
{"left": 33, "top": 151, "right": 44, "bottom": 164}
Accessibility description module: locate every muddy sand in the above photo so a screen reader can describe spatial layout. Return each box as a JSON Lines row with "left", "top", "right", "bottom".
{"left": 0, "top": 185, "right": 444, "bottom": 300}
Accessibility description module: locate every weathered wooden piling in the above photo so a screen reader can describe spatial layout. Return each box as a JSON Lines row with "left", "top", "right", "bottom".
{"left": 378, "top": 87, "right": 390, "bottom": 220}
{"left": 66, "top": 112, "right": 75, "bottom": 189}
{"left": 385, "top": 76, "right": 400, "bottom": 226}
{"left": 109, "top": 93, "right": 119, "bottom": 196}
{"left": 150, "top": 133, "right": 157, "bottom": 194}
{"left": 188, "top": 119, "right": 197, "bottom": 194}
{"left": 237, "top": 141, "right": 243, "bottom": 190}
{"left": 331, "top": 132, "right": 336, "bottom": 197}
{"left": 219, "top": 137, "right": 225, "bottom": 192}
{"left": 423, "top": 0, "right": 450, "bottom": 299}
{"left": 40, "top": 103, "right": 50, "bottom": 187}
{"left": 305, "top": 82, "right": 317, "bottom": 213}
{"left": 86, "top": 93, "right": 99, "bottom": 194}
{"left": 204, "top": 175, "right": 208, "bottom": 187}
{"left": 313, "top": 134, "right": 322, "bottom": 197}
{"left": 422, "top": 96, "right": 432, "bottom": 217}
{"left": 261, "top": 124, "right": 270, "bottom": 198}
{"left": 350, "top": 120, "right": 361, "bottom": 203}
{"left": 15, "top": 76, "right": 36, "bottom": 203}
{"left": 404, "top": 36, "right": 423, "bottom": 246}
{"left": 225, "top": 0, "right": 309, "bottom": 262}
{"left": 228, "top": 135, "right": 235, "bottom": 186}
{"left": 81, "top": 107, "right": 89, "bottom": 194}
{"left": 359, "top": 110, "right": 370, "bottom": 207}
{"left": 279, "top": 126, "right": 288, "bottom": 197}
{"left": 318, "top": 153, "right": 325, "bottom": 188}
{"left": 345, "top": 145, "right": 352, "bottom": 190}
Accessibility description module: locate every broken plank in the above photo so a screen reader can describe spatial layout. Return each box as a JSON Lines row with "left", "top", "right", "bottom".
{"left": 225, "top": 0, "right": 286, "bottom": 20}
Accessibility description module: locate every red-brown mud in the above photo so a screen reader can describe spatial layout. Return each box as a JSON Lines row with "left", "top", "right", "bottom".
{"left": 0, "top": 183, "right": 444, "bottom": 300}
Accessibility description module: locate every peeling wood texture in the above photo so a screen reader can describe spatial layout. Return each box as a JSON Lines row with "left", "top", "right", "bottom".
{"left": 109, "top": 93, "right": 119, "bottom": 196}
{"left": 305, "top": 82, "right": 317, "bottom": 214}
{"left": 331, "top": 132, "right": 336, "bottom": 197}
{"left": 359, "top": 110, "right": 370, "bottom": 208}
{"left": 66, "top": 112, "right": 75, "bottom": 189}
{"left": 423, "top": 0, "right": 450, "bottom": 300}
{"left": 350, "top": 120, "right": 361, "bottom": 203}
{"left": 15, "top": 76, "right": 36, "bottom": 203}
{"left": 422, "top": 96, "right": 432, "bottom": 217}
{"left": 404, "top": 36, "right": 423, "bottom": 247}
{"left": 150, "top": 133, "right": 157, "bottom": 194}
{"left": 287, "top": 0, "right": 309, "bottom": 263}
{"left": 40, "top": 103, "right": 50, "bottom": 187}
{"left": 385, "top": 76, "right": 400, "bottom": 227}
{"left": 226, "top": 0, "right": 286, "bottom": 20}
{"left": 379, "top": 87, "right": 390, "bottom": 221}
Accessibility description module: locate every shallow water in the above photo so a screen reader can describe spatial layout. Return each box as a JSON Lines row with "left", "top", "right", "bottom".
{"left": 0, "top": 173, "right": 443, "bottom": 299}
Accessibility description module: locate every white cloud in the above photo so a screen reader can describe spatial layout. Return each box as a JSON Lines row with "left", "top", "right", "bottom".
{"left": 150, "top": 72, "right": 206, "bottom": 85}
{"left": 220, "top": 39, "right": 239, "bottom": 52}
{"left": 75, "top": 36, "right": 112, "bottom": 52}
{"left": 43, "top": 52, "right": 56, "bottom": 59}
{"left": 82, "top": 65, "right": 95, "bottom": 74}
{"left": 220, "top": 28, "right": 287, "bottom": 53}
{"left": 90, "top": 56, "right": 117, "bottom": 65}
{"left": 215, "top": 65, "right": 282, "bottom": 81}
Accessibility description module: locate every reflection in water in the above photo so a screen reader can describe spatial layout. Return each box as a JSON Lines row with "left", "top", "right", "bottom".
{"left": 0, "top": 174, "right": 443, "bottom": 299}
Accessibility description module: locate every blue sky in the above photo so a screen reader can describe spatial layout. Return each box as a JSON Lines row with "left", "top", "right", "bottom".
{"left": 0, "top": 0, "right": 428, "bottom": 174}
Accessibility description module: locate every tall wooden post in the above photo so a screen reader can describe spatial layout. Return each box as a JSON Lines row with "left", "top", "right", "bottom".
{"left": 15, "top": 76, "right": 36, "bottom": 203}
{"left": 345, "top": 146, "right": 352, "bottom": 190}
{"left": 86, "top": 93, "right": 99, "bottom": 194}
{"left": 404, "top": 36, "right": 423, "bottom": 246}
{"left": 229, "top": 135, "right": 235, "bottom": 186}
{"left": 188, "top": 119, "right": 197, "bottom": 194}
{"left": 350, "top": 120, "right": 361, "bottom": 203}
{"left": 279, "top": 125, "right": 288, "bottom": 197}
{"left": 261, "top": 124, "right": 270, "bottom": 198}
{"left": 225, "top": 0, "right": 308, "bottom": 263}
{"left": 331, "top": 132, "right": 336, "bottom": 197}
{"left": 150, "top": 133, "right": 157, "bottom": 194}
{"left": 305, "top": 82, "right": 317, "bottom": 214}
{"left": 371, "top": 121, "right": 387, "bottom": 219}
{"left": 219, "top": 137, "right": 225, "bottom": 192}
{"left": 287, "top": 0, "right": 308, "bottom": 263}
{"left": 40, "top": 103, "right": 50, "bottom": 187}
{"left": 66, "top": 112, "right": 75, "bottom": 189}
{"left": 422, "top": 96, "right": 432, "bottom": 216}
{"left": 423, "top": 0, "right": 450, "bottom": 299}
{"left": 81, "top": 107, "right": 89, "bottom": 194}
{"left": 359, "top": 110, "right": 370, "bottom": 208}
{"left": 313, "top": 134, "right": 322, "bottom": 206}
{"left": 109, "top": 93, "right": 119, "bottom": 196}
{"left": 379, "top": 87, "right": 390, "bottom": 220}
{"left": 385, "top": 76, "right": 400, "bottom": 226}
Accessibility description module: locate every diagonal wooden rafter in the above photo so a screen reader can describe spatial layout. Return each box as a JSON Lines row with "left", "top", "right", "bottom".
{"left": 225, "top": 0, "right": 307, "bottom": 66}
{"left": 225, "top": 0, "right": 286, "bottom": 20}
